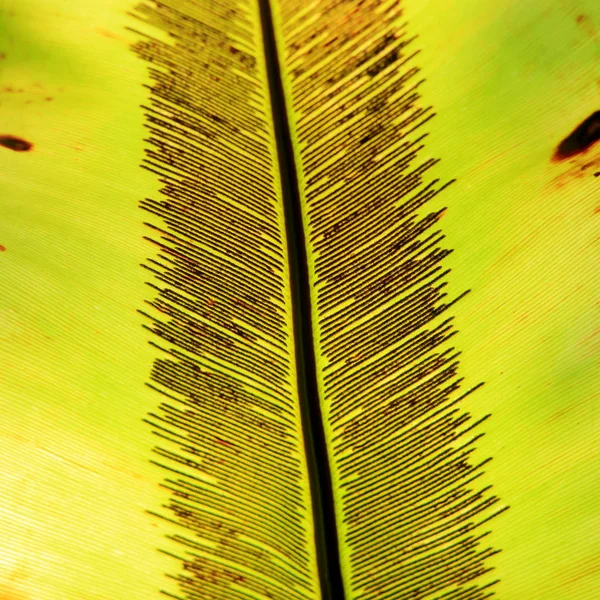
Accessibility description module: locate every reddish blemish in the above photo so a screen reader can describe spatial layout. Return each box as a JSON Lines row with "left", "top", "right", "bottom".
{"left": 552, "top": 112, "right": 600, "bottom": 162}
{"left": 215, "top": 438, "right": 232, "bottom": 447}
{"left": 97, "top": 28, "right": 122, "bottom": 41}
{"left": 0, "top": 585, "right": 31, "bottom": 600}
{"left": 0, "top": 135, "right": 33, "bottom": 152}
{"left": 0, "top": 245, "right": 5, "bottom": 251}
{"left": 574, "top": 14, "right": 598, "bottom": 41}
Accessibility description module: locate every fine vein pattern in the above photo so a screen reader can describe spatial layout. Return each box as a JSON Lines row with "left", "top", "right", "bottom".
{"left": 130, "top": 1, "right": 318, "bottom": 598}
{"left": 276, "top": 0, "right": 506, "bottom": 597}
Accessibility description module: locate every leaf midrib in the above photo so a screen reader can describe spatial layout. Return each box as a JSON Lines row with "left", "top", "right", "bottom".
{"left": 257, "top": 1, "right": 346, "bottom": 598}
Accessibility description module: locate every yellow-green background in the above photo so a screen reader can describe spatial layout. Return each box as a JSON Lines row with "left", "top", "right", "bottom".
{"left": 0, "top": 2, "right": 176, "bottom": 598}
{"left": 409, "top": 1, "right": 600, "bottom": 597}
{"left": 0, "top": 0, "right": 598, "bottom": 598}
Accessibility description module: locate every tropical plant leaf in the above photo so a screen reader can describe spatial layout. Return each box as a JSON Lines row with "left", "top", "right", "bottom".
{"left": 0, "top": 1, "right": 598, "bottom": 599}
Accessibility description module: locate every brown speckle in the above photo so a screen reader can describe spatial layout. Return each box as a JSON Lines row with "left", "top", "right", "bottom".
{"left": 553, "top": 111, "right": 600, "bottom": 161}
{"left": 97, "top": 28, "right": 123, "bottom": 41}
{"left": 0, "top": 245, "right": 5, "bottom": 251}
{"left": 0, "top": 135, "right": 33, "bottom": 152}
{"left": 575, "top": 13, "right": 598, "bottom": 40}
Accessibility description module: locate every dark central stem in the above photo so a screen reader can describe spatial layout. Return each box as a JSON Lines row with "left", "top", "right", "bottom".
{"left": 257, "top": 1, "right": 346, "bottom": 598}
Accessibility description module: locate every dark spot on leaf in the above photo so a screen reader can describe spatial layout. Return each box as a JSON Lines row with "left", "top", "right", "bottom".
{"left": 0, "top": 245, "right": 5, "bottom": 251}
{"left": 552, "top": 111, "right": 600, "bottom": 161}
{"left": 594, "top": 171, "right": 600, "bottom": 177}
{"left": 0, "top": 135, "right": 33, "bottom": 152}
{"left": 575, "top": 13, "right": 597, "bottom": 39}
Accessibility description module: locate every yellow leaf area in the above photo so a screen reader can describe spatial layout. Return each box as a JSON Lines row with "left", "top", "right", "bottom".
{"left": 0, "top": 0, "right": 599, "bottom": 599}
{"left": 0, "top": 1, "right": 176, "bottom": 599}
{"left": 406, "top": 1, "right": 600, "bottom": 598}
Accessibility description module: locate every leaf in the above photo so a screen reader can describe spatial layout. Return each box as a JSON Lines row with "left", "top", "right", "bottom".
{"left": 0, "top": 1, "right": 598, "bottom": 599}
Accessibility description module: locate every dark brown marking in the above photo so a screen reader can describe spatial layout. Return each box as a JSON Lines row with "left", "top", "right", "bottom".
{"left": 0, "top": 135, "right": 33, "bottom": 152}
{"left": 553, "top": 111, "right": 600, "bottom": 161}
{"left": 0, "top": 245, "right": 5, "bottom": 251}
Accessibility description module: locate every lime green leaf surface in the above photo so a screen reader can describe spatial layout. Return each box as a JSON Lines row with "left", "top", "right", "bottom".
{"left": 0, "top": 1, "right": 598, "bottom": 599}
